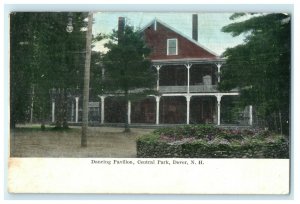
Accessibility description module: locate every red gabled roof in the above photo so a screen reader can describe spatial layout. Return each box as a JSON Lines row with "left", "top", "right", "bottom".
{"left": 141, "top": 19, "right": 219, "bottom": 61}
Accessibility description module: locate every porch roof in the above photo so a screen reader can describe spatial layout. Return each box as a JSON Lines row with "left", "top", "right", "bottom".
{"left": 151, "top": 57, "right": 225, "bottom": 66}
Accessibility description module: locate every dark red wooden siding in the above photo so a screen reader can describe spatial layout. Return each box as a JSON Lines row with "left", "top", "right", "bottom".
{"left": 143, "top": 21, "right": 217, "bottom": 60}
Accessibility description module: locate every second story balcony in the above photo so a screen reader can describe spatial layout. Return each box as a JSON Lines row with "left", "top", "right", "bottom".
{"left": 157, "top": 64, "right": 219, "bottom": 93}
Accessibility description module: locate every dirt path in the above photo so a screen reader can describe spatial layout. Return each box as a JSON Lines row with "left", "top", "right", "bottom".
{"left": 10, "top": 126, "right": 154, "bottom": 158}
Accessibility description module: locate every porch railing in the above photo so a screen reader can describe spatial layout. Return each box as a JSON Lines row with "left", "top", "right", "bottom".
{"left": 159, "top": 85, "right": 218, "bottom": 93}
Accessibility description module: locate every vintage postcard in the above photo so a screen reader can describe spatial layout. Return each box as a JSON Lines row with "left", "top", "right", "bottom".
{"left": 8, "top": 11, "right": 291, "bottom": 194}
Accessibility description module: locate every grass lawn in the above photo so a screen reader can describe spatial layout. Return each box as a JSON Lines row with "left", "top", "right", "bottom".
{"left": 10, "top": 125, "right": 154, "bottom": 158}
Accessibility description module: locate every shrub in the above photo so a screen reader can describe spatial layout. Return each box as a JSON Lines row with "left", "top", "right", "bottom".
{"left": 137, "top": 133, "right": 160, "bottom": 143}
{"left": 137, "top": 125, "right": 289, "bottom": 158}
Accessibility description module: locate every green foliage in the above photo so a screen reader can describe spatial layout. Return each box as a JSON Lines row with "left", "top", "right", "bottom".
{"left": 220, "top": 96, "right": 243, "bottom": 124}
{"left": 154, "top": 125, "right": 219, "bottom": 140}
{"left": 89, "top": 51, "right": 103, "bottom": 99}
{"left": 137, "top": 125, "right": 289, "bottom": 158}
{"left": 229, "top": 13, "right": 247, "bottom": 20}
{"left": 101, "top": 25, "right": 157, "bottom": 131}
{"left": 136, "top": 133, "right": 161, "bottom": 143}
{"left": 10, "top": 13, "right": 36, "bottom": 127}
{"left": 152, "top": 125, "right": 281, "bottom": 143}
{"left": 219, "top": 13, "right": 291, "bottom": 134}
{"left": 102, "top": 25, "right": 157, "bottom": 93}
{"left": 10, "top": 12, "right": 88, "bottom": 128}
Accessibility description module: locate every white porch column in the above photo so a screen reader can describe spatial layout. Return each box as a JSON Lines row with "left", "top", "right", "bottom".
{"left": 155, "top": 65, "right": 161, "bottom": 91}
{"left": 100, "top": 96, "right": 105, "bottom": 124}
{"left": 185, "top": 64, "right": 192, "bottom": 94}
{"left": 75, "top": 97, "right": 79, "bottom": 123}
{"left": 216, "top": 95, "right": 222, "bottom": 125}
{"left": 155, "top": 96, "right": 160, "bottom": 125}
{"left": 128, "top": 100, "right": 131, "bottom": 124}
{"left": 249, "top": 105, "right": 253, "bottom": 126}
{"left": 186, "top": 95, "right": 191, "bottom": 124}
{"left": 51, "top": 100, "right": 55, "bottom": 123}
{"left": 216, "top": 63, "right": 222, "bottom": 83}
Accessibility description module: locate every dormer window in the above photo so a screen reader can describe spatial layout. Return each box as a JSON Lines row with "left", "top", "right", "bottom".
{"left": 167, "top": 38, "right": 178, "bottom": 55}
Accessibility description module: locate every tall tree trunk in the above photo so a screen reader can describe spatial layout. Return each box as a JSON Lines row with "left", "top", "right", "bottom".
{"left": 81, "top": 12, "right": 93, "bottom": 147}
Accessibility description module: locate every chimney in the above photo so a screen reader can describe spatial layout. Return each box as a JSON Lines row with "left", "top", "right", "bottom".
{"left": 192, "top": 14, "right": 198, "bottom": 41}
{"left": 118, "top": 17, "right": 126, "bottom": 40}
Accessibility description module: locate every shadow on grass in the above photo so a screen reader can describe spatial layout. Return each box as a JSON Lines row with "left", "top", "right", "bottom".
{"left": 12, "top": 126, "right": 74, "bottom": 132}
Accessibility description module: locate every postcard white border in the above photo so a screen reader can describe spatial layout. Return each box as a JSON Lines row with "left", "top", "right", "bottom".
{"left": 1, "top": 1, "right": 299, "bottom": 203}
{"left": 8, "top": 158, "right": 289, "bottom": 194}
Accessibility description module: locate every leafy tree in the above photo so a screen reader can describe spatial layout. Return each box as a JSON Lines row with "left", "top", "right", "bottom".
{"left": 219, "top": 13, "right": 291, "bottom": 134}
{"left": 102, "top": 25, "right": 157, "bottom": 132}
{"left": 89, "top": 51, "right": 103, "bottom": 99}
{"left": 36, "top": 12, "right": 88, "bottom": 129}
{"left": 10, "top": 12, "right": 88, "bottom": 129}
{"left": 10, "top": 13, "right": 35, "bottom": 128}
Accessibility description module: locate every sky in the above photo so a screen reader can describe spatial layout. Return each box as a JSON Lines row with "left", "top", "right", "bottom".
{"left": 92, "top": 12, "right": 247, "bottom": 56}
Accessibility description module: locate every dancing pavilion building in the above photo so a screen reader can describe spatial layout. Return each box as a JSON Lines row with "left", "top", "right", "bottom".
{"left": 53, "top": 15, "right": 253, "bottom": 126}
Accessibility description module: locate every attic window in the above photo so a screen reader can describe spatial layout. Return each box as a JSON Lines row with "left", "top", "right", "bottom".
{"left": 167, "top": 38, "right": 178, "bottom": 55}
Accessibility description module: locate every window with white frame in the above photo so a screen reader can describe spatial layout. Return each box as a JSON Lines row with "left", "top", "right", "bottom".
{"left": 167, "top": 38, "right": 178, "bottom": 55}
